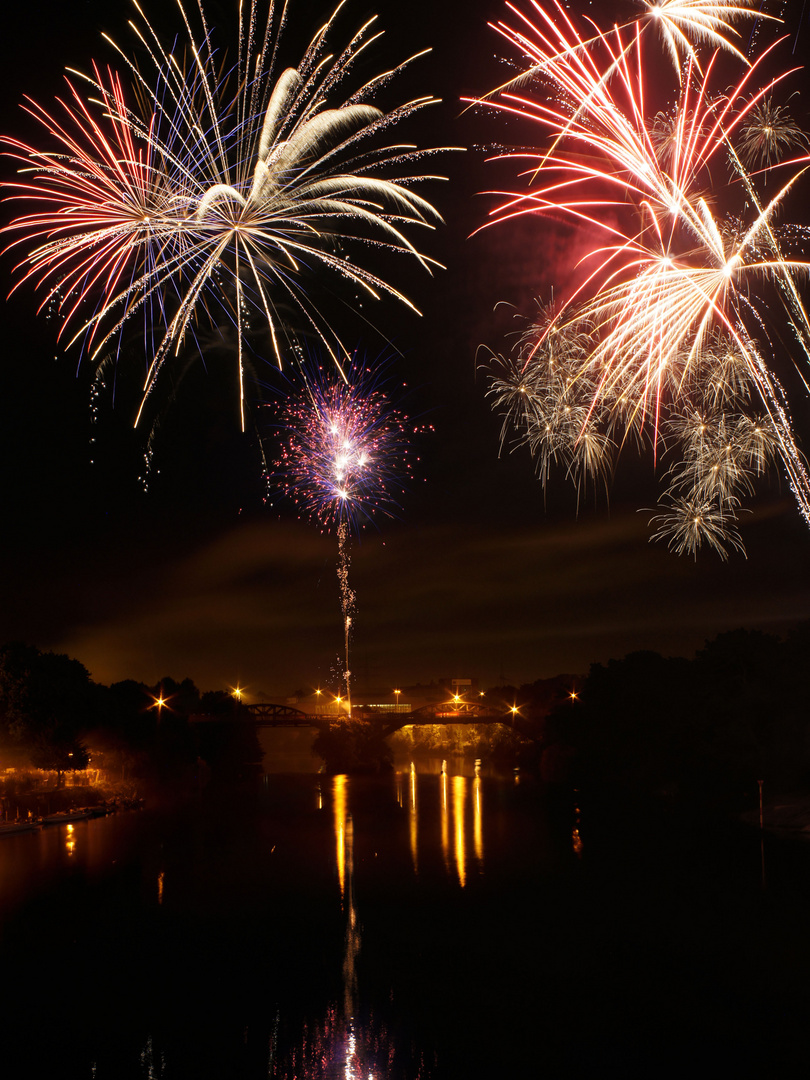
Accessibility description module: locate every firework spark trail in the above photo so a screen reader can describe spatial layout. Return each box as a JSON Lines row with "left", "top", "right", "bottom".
{"left": 337, "top": 521, "right": 355, "bottom": 713}
{"left": 2, "top": 1, "right": 448, "bottom": 429}
{"left": 477, "top": 0, "right": 810, "bottom": 553}
{"left": 272, "top": 359, "right": 419, "bottom": 707}
{"left": 485, "top": 1, "right": 772, "bottom": 103}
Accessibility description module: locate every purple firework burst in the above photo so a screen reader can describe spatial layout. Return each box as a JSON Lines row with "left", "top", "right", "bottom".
{"left": 271, "top": 361, "right": 421, "bottom": 534}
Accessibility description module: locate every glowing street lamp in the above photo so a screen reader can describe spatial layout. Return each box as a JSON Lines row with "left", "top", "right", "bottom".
{"left": 393, "top": 688, "right": 401, "bottom": 708}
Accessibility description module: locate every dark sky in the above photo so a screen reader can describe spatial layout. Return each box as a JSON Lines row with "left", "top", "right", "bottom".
{"left": 1, "top": 0, "right": 809, "bottom": 701}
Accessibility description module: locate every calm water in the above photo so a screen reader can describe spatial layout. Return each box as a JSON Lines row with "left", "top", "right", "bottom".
{"left": 1, "top": 769, "right": 809, "bottom": 1078}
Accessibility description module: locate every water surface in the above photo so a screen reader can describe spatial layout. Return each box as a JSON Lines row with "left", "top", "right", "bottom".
{"left": 0, "top": 771, "right": 808, "bottom": 1078}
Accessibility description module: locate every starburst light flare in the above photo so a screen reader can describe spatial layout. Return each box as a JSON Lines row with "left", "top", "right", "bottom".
{"left": 2, "top": 1, "right": 447, "bottom": 429}
{"left": 477, "top": 0, "right": 810, "bottom": 555}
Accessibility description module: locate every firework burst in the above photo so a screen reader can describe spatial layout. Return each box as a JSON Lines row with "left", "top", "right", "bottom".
{"left": 477, "top": 0, "right": 810, "bottom": 555}
{"left": 2, "top": 1, "right": 447, "bottom": 429}
{"left": 737, "top": 96, "right": 809, "bottom": 169}
{"left": 270, "top": 359, "right": 417, "bottom": 534}
{"left": 270, "top": 356, "right": 421, "bottom": 706}
{"left": 487, "top": 306, "right": 781, "bottom": 558}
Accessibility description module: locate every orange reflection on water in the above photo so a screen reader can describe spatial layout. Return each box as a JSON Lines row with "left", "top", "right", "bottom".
{"left": 333, "top": 775, "right": 349, "bottom": 906}
{"left": 65, "top": 823, "right": 75, "bottom": 857}
{"left": 473, "top": 775, "right": 484, "bottom": 867}
{"left": 440, "top": 770, "right": 449, "bottom": 873}
{"left": 331, "top": 776, "right": 360, "bottom": 1037}
{"left": 409, "top": 763, "right": 418, "bottom": 873}
{"left": 452, "top": 775, "right": 466, "bottom": 887}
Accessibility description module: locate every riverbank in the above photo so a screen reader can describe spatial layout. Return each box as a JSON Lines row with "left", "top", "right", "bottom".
{"left": 0, "top": 775, "right": 144, "bottom": 823}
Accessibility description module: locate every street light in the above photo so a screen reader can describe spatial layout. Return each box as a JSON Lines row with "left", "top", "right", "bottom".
{"left": 393, "top": 688, "right": 401, "bottom": 709}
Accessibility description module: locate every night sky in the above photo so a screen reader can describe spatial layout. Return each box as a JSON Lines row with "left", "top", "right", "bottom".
{"left": 1, "top": 0, "right": 809, "bottom": 701}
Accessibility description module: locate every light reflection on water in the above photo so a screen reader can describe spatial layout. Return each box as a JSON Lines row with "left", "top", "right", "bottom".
{"left": 0, "top": 770, "right": 796, "bottom": 1077}
{"left": 452, "top": 775, "right": 467, "bottom": 887}
{"left": 0, "top": 768, "right": 494, "bottom": 1078}
{"left": 0, "top": 769, "right": 566, "bottom": 1079}
{"left": 399, "top": 764, "right": 485, "bottom": 887}
{"left": 270, "top": 768, "right": 492, "bottom": 1080}
{"left": 269, "top": 765, "right": 490, "bottom": 1078}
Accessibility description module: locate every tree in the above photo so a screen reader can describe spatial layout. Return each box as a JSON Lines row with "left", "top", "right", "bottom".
{"left": 0, "top": 642, "right": 97, "bottom": 784}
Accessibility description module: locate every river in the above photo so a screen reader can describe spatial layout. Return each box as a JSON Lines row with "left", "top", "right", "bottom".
{"left": 1, "top": 763, "right": 809, "bottom": 1078}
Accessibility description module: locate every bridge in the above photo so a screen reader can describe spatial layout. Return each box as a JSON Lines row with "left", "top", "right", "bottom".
{"left": 190, "top": 703, "right": 323, "bottom": 728}
{"left": 191, "top": 701, "right": 525, "bottom": 734}
{"left": 245, "top": 703, "right": 320, "bottom": 727}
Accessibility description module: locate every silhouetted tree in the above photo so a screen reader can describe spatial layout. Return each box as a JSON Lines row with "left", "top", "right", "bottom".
{"left": 0, "top": 642, "right": 96, "bottom": 783}
{"left": 313, "top": 718, "right": 393, "bottom": 773}
{"left": 694, "top": 627, "right": 809, "bottom": 786}
{"left": 200, "top": 689, "right": 241, "bottom": 716}
{"left": 90, "top": 680, "right": 156, "bottom": 780}
{"left": 149, "top": 676, "right": 201, "bottom": 717}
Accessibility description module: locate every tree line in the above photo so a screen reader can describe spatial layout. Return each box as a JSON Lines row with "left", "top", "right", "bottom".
{"left": 538, "top": 625, "right": 810, "bottom": 803}
{"left": 2, "top": 623, "right": 808, "bottom": 798}
{"left": 0, "top": 642, "right": 261, "bottom": 787}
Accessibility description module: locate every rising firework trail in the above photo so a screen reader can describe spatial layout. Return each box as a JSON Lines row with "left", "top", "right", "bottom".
{"left": 270, "top": 357, "right": 421, "bottom": 708}
{"left": 476, "top": 0, "right": 810, "bottom": 555}
{"left": 2, "top": 1, "right": 448, "bottom": 429}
